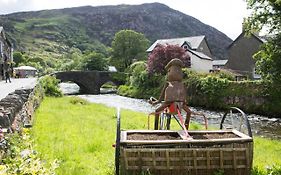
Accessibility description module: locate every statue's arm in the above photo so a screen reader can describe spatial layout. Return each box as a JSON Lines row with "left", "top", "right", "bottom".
{"left": 158, "top": 82, "right": 168, "bottom": 102}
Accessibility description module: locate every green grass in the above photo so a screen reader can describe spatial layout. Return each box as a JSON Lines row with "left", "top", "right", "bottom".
{"left": 253, "top": 137, "right": 281, "bottom": 168}
{"left": 32, "top": 97, "right": 281, "bottom": 175}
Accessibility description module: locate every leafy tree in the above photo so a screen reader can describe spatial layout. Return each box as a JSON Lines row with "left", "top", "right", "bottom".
{"left": 60, "top": 50, "right": 83, "bottom": 71}
{"left": 111, "top": 30, "right": 150, "bottom": 72}
{"left": 82, "top": 52, "right": 108, "bottom": 71}
{"left": 147, "top": 44, "right": 191, "bottom": 74}
{"left": 245, "top": 0, "right": 281, "bottom": 83}
{"left": 13, "top": 52, "right": 25, "bottom": 67}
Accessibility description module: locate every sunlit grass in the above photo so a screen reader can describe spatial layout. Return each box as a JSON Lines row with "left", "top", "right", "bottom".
{"left": 32, "top": 97, "right": 281, "bottom": 175}
{"left": 253, "top": 137, "right": 281, "bottom": 168}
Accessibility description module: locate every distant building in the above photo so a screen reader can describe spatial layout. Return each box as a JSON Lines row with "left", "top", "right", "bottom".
{"left": 108, "top": 66, "right": 117, "bottom": 72}
{"left": 0, "top": 26, "right": 13, "bottom": 80}
{"left": 14, "top": 66, "right": 37, "bottom": 78}
{"left": 226, "top": 31, "right": 265, "bottom": 80}
{"left": 213, "top": 59, "right": 228, "bottom": 70}
{"left": 147, "top": 36, "right": 213, "bottom": 73}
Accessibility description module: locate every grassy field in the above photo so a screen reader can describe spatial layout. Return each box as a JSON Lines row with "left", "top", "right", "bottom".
{"left": 32, "top": 97, "right": 281, "bottom": 175}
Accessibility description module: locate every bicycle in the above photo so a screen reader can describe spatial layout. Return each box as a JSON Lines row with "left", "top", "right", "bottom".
{"left": 148, "top": 97, "right": 208, "bottom": 135}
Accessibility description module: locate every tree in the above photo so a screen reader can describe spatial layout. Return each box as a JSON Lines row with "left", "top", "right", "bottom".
{"left": 111, "top": 30, "right": 150, "bottom": 72}
{"left": 147, "top": 44, "right": 191, "bottom": 74}
{"left": 13, "top": 52, "right": 25, "bottom": 67}
{"left": 82, "top": 52, "right": 108, "bottom": 71}
{"left": 60, "top": 48, "right": 83, "bottom": 71}
{"left": 245, "top": 0, "right": 281, "bottom": 83}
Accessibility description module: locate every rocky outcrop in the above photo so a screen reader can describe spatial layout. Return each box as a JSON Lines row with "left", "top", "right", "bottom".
{"left": 0, "top": 85, "right": 43, "bottom": 131}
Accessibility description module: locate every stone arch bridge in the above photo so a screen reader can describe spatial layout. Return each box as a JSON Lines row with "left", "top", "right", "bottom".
{"left": 54, "top": 71, "right": 126, "bottom": 94}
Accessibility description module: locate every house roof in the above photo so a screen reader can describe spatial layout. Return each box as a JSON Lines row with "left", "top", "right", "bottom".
{"left": 14, "top": 66, "right": 37, "bottom": 71}
{"left": 187, "top": 49, "right": 213, "bottom": 61}
{"left": 147, "top": 35, "right": 206, "bottom": 52}
{"left": 213, "top": 59, "right": 228, "bottom": 66}
{"left": 227, "top": 32, "right": 266, "bottom": 49}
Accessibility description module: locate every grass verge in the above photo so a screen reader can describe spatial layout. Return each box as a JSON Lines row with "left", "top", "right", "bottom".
{"left": 32, "top": 97, "right": 281, "bottom": 175}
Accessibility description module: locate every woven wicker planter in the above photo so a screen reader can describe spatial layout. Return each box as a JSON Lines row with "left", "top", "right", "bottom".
{"left": 120, "top": 130, "right": 253, "bottom": 175}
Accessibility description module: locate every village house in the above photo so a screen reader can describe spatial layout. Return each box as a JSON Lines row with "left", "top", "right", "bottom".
{"left": 212, "top": 59, "right": 228, "bottom": 70}
{"left": 0, "top": 26, "right": 13, "bottom": 80}
{"left": 226, "top": 31, "right": 265, "bottom": 80}
{"left": 147, "top": 36, "right": 213, "bottom": 73}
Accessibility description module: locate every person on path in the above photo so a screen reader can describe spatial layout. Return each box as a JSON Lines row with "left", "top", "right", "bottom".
{"left": 5, "top": 70, "right": 11, "bottom": 83}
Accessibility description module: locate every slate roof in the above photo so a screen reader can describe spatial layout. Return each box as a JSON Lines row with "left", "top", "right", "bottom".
{"left": 227, "top": 32, "right": 266, "bottom": 49}
{"left": 213, "top": 59, "right": 228, "bottom": 66}
{"left": 147, "top": 35, "right": 206, "bottom": 52}
{"left": 187, "top": 49, "right": 213, "bottom": 61}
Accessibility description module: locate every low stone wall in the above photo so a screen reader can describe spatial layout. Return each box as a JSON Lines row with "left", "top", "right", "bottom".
{"left": 0, "top": 84, "right": 44, "bottom": 131}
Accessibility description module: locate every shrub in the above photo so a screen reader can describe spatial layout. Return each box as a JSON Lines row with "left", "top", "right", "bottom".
{"left": 39, "top": 75, "right": 63, "bottom": 97}
{"left": 147, "top": 44, "right": 190, "bottom": 74}
{"left": 69, "top": 96, "right": 90, "bottom": 105}
{"left": 1, "top": 129, "right": 59, "bottom": 174}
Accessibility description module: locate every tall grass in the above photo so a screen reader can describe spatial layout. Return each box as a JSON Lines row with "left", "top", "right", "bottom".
{"left": 32, "top": 97, "right": 281, "bottom": 175}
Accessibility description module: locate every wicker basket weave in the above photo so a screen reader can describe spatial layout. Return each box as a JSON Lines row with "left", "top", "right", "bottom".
{"left": 120, "top": 130, "right": 253, "bottom": 175}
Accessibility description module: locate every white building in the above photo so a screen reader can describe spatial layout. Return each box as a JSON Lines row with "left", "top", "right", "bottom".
{"left": 147, "top": 36, "right": 213, "bottom": 73}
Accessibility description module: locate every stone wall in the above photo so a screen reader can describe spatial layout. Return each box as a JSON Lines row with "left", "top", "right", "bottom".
{"left": 0, "top": 85, "right": 44, "bottom": 131}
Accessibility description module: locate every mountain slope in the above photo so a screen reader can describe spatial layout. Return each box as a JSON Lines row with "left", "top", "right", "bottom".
{"left": 0, "top": 3, "right": 232, "bottom": 61}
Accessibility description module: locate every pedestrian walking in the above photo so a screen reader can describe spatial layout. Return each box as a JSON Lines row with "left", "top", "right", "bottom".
{"left": 5, "top": 70, "right": 11, "bottom": 83}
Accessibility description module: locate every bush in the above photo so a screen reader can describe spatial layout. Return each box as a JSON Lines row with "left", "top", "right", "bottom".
{"left": 69, "top": 96, "right": 90, "bottom": 105}
{"left": 1, "top": 129, "right": 59, "bottom": 174}
{"left": 117, "top": 60, "right": 164, "bottom": 98}
{"left": 39, "top": 75, "right": 63, "bottom": 97}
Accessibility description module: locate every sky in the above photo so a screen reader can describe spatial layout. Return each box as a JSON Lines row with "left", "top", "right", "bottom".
{"left": 0, "top": 0, "right": 250, "bottom": 40}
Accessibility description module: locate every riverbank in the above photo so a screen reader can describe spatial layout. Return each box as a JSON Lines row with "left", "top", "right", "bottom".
{"left": 32, "top": 96, "right": 281, "bottom": 175}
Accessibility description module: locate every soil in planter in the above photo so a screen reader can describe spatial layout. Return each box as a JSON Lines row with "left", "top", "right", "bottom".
{"left": 127, "top": 132, "right": 239, "bottom": 140}
{"left": 127, "top": 132, "right": 182, "bottom": 140}
{"left": 190, "top": 132, "right": 240, "bottom": 140}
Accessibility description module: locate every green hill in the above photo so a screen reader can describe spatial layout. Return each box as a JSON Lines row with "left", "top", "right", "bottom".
{"left": 0, "top": 3, "right": 232, "bottom": 70}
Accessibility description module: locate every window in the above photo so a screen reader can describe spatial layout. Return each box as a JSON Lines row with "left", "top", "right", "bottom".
{"left": 253, "top": 67, "right": 261, "bottom": 79}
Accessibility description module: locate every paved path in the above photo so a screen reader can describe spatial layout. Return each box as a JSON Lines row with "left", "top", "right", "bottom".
{"left": 0, "top": 78, "right": 37, "bottom": 100}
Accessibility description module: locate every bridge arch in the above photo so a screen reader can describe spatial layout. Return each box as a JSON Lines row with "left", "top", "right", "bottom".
{"left": 54, "top": 71, "right": 125, "bottom": 94}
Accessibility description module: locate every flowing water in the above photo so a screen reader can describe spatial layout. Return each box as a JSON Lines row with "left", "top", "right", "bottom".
{"left": 59, "top": 83, "right": 281, "bottom": 140}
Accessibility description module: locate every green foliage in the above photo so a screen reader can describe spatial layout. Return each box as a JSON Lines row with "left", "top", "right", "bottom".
{"left": 245, "top": 0, "right": 281, "bottom": 86}
{"left": 1, "top": 129, "right": 59, "bottom": 174}
{"left": 69, "top": 96, "right": 90, "bottom": 105}
{"left": 110, "top": 72, "right": 127, "bottom": 85}
{"left": 111, "top": 30, "right": 150, "bottom": 72}
{"left": 33, "top": 97, "right": 281, "bottom": 175}
{"left": 251, "top": 166, "right": 281, "bottom": 175}
{"left": 213, "top": 170, "right": 224, "bottom": 175}
{"left": 118, "top": 60, "right": 164, "bottom": 98}
{"left": 82, "top": 52, "right": 108, "bottom": 71}
{"left": 12, "top": 52, "right": 25, "bottom": 67}
{"left": 39, "top": 75, "right": 63, "bottom": 97}
{"left": 59, "top": 48, "right": 83, "bottom": 71}
{"left": 211, "top": 69, "right": 235, "bottom": 81}
{"left": 101, "top": 82, "right": 117, "bottom": 89}
{"left": 198, "top": 76, "right": 229, "bottom": 106}
{"left": 254, "top": 36, "right": 281, "bottom": 84}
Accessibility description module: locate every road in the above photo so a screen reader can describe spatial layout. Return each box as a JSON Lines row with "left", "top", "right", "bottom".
{"left": 0, "top": 78, "right": 37, "bottom": 100}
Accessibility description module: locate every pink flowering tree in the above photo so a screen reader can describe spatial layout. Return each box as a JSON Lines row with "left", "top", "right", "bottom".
{"left": 147, "top": 44, "right": 191, "bottom": 74}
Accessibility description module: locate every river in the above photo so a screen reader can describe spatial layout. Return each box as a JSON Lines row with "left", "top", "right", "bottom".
{"left": 59, "top": 83, "right": 281, "bottom": 140}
